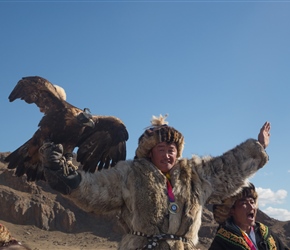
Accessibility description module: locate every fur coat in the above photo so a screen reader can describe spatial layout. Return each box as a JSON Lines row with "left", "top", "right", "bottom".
{"left": 67, "top": 139, "right": 268, "bottom": 249}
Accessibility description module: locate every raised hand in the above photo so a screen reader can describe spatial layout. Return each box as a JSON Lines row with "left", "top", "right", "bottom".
{"left": 258, "top": 121, "right": 271, "bottom": 149}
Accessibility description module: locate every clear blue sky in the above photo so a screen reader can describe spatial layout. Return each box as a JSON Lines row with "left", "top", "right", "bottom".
{"left": 1, "top": 1, "right": 290, "bottom": 221}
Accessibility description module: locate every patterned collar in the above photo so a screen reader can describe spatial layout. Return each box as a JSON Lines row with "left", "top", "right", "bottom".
{"left": 217, "top": 219, "right": 277, "bottom": 250}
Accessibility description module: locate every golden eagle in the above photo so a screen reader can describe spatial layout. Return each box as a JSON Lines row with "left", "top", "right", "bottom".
{"left": 5, "top": 76, "right": 129, "bottom": 181}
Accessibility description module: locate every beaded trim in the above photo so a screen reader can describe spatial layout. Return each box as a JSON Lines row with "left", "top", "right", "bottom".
{"left": 132, "top": 231, "right": 188, "bottom": 249}
{"left": 216, "top": 227, "right": 250, "bottom": 250}
{"left": 259, "top": 223, "right": 277, "bottom": 250}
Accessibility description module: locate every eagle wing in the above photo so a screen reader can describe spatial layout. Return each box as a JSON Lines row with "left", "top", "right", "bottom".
{"left": 76, "top": 115, "right": 129, "bottom": 172}
{"left": 6, "top": 76, "right": 128, "bottom": 181}
{"left": 5, "top": 76, "right": 83, "bottom": 181}
{"left": 8, "top": 76, "right": 69, "bottom": 114}
{"left": 6, "top": 136, "right": 45, "bottom": 181}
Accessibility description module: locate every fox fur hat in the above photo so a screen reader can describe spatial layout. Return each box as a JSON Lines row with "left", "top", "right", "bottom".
{"left": 135, "top": 114, "right": 184, "bottom": 159}
{"left": 0, "top": 223, "right": 14, "bottom": 246}
{"left": 213, "top": 183, "right": 258, "bottom": 224}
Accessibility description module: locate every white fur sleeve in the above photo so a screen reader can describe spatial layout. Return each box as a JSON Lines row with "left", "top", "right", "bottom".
{"left": 66, "top": 161, "right": 131, "bottom": 215}
{"left": 193, "top": 139, "right": 268, "bottom": 204}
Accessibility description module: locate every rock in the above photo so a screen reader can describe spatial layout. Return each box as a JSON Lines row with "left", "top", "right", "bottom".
{"left": 0, "top": 152, "right": 289, "bottom": 249}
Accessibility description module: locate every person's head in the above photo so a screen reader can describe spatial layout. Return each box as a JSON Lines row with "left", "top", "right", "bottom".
{"left": 0, "top": 224, "right": 14, "bottom": 247}
{"left": 149, "top": 141, "right": 178, "bottom": 173}
{"left": 213, "top": 183, "right": 258, "bottom": 233}
{"left": 135, "top": 114, "right": 184, "bottom": 173}
{"left": 0, "top": 224, "right": 31, "bottom": 250}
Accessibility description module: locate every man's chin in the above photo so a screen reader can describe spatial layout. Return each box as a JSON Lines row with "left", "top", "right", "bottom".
{"left": 246, "top": 218, "right": 256, "bottom": 226}
{"left": 159, "top": 165, "right": 174, "bottom": 173}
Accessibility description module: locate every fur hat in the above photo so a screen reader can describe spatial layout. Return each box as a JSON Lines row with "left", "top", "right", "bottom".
{"left": 135, "top": 114, "right": 184, "bottom": 159}
{"left": 0, "top": 223, "right": 14, "bottom": 246}
{"left": 213, "top": 183, "right": 258, "bottom": 224}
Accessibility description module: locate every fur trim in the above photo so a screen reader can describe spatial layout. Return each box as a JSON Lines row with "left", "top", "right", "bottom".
{"left": 135, "top": 114, "right": 184, "bottom": 159}
{"left": 151, "top": 114, "right": 169, "bottom": 126}
{"left": 213, "top": 183, "right": 258, "bottom": 224}
{"left": 0, "top": 224, "right": 14, "bottom": 246}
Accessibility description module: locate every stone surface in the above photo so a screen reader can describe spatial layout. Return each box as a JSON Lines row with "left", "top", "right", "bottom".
{"left": 0, "top": 152, "right": 289, "bottom": 249}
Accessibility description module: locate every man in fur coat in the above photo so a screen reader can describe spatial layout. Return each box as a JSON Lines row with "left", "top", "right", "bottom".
{"left": 41, "top": 115, "right": 271, "bottom": 250}
{"left": 209, "top": 183, "right": 288, "bottom": 250}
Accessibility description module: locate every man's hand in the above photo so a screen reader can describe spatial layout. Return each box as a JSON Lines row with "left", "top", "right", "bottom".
{"left": 258, "top": 121, "right": 271, "bottom": 149}
{"left": 39, "top": 142, "right": 81, "bottom": 195}
{"left": 39, "top": 142, "right": 66, "bottom": 170}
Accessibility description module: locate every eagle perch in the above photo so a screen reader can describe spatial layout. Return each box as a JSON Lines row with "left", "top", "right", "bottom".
{"left": 5, "top": 76, "right": 129, "bottom": 181}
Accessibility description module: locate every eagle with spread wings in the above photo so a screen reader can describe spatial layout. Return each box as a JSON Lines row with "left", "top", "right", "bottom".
{"left": 5, "top": 76, "right": 129, "bottom": 181}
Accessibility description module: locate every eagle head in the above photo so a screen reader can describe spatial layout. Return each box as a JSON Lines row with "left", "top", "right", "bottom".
{"left": 77, "top": 108, "right": 95, "bottom": 128}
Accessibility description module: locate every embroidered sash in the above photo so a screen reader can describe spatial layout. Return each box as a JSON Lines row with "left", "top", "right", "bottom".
{"left": 240, "top": 229, "right": 256, "bottom": 250}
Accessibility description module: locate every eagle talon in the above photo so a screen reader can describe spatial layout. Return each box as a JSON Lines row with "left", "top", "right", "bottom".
{"left": 62, "top": 162, "right": 78, "bottom": 176}
{"left": 67, "top": 161, "right": 78, "bottom": 171}
{"left": 64, "top": 153, "right": 78, "bottom": 172}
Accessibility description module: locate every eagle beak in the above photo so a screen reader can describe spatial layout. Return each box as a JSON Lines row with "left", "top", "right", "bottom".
{"left": 78, "top": 109, "right": 95, "bottom": 128}
{"left": 85, "top": 118, "right": 95, "bottom": 128}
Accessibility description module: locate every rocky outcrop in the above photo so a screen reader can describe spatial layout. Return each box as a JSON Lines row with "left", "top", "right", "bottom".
{"left": 0, "top": 152, "right": 289, "bottom": 249}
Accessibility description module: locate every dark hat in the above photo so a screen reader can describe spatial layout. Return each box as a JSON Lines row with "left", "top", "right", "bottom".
{"left": 135, "top": 115, "right": 184, "bottom": 159}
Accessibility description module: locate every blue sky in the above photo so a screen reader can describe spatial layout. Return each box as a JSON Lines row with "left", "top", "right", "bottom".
{"left": 1, "top": 1, "right": 290, "bottom": 221}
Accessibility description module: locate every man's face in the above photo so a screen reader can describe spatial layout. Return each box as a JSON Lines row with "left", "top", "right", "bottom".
{"left": 149, "top": 142, "right": 177, "bottom": 173}
{"left": 231, "top": 197, "right": 257, "bottom": 232}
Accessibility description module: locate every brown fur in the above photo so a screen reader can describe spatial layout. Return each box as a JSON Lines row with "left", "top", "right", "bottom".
{"left": 0, "top": 224, "right": 13, "bottom": 246}
{"left": 0, "top": 224, "right": 31, "bottom": 250}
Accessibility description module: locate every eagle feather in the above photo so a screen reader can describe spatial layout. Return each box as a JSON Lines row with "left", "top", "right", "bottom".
{"left": 5, "top": 76, "right": 129, "bottom": 181}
